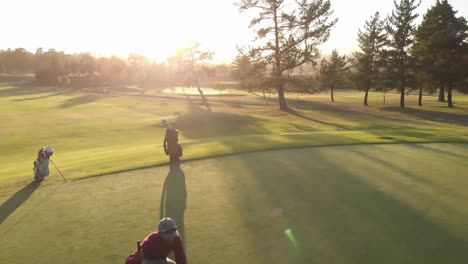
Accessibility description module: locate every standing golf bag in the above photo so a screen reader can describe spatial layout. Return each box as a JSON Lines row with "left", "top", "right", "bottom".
{"left": 33, "top": 147, "right": 54, "bottom": 182}
{"left": 163, "top": 120, "right": 183, "bottom": 162}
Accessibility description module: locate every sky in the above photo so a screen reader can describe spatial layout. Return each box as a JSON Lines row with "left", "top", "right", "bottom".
{"left": 1, "top": 0, "right": 467, "bottom": 63}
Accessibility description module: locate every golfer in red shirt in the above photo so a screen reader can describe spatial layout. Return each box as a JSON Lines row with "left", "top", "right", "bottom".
{"left": 126, "top": 218, "right": 186, "bottom": 264}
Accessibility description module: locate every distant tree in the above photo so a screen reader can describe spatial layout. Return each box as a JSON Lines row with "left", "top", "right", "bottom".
{"left": 237, "top": 0, "right": 337, "bottom": 110}
{"left": 34, "top": 49, "right": 67, "bottom": 84}
{"left": 0, "top": 48, "right": 35, "bottom": 73}
{"left": 232, "top": 50, "right": 268, "bottom": 96}
{"left": 318, "top": 50, "right": 351, "bottom": 102}
{"left": 171, "top": 40, "right": 213, "bottom": 102}
{"left": 145, "top": 62, "right": 171, "bottom": 90}
{"left": 352, "top": 12, "right": 388, "bottom": 106}
{"left": 413, "top": 0, "right": 468, "bottom": 107}
{"left": 128, "top": 53, "right": 150, "bottom": 85}
{"left": 385, "top": 0, "right": 421, "bottom": 108}
{"left": 79, "top": 53, "right": 95, "bottom": 75}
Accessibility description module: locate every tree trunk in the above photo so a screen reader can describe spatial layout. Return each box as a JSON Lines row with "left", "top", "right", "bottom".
{"left": 273, "top": 4, "right": 287, "bottom": 111}
{"left": 438, "top": 84, "right": 446, "bottom": 102}
{"left": 400, "top": 86, "right": 405, "bottom": 108}
{"left": 418, "top": 87, "right": 423, "bottom": 107}
{"left": 447, "top": 84, "right": 454, "bottom": 107}
{"left": 364, "top": 89, "right": 369, "bottom": 106}
{"left": 383, "top": 93, "right": 386, "bottom": 104}
{"left": 331, "top": 87, "right": 334, "bottom": 102}
{"left": 197, "top": 84, "right": 206, "bottom": 102}
{"left": 195, "top": 75, "right": 206, "bottom": 102}
{"left": 263, "top": 89, "right": 266, "bottom": 99}
{"left": 278, "top": 86, "right": 288, "bottom": 110}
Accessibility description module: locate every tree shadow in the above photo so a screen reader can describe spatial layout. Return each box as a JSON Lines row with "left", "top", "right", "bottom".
{"left": 54, "top": 94, "right": 104, "bottom": 109}
{"left": 286, "top": 108, "right": 349, "bottom": 130}
{"left": 13, "top": 90, "right": 72, "bottom": 102}
{"left": 230, "top": 149, "right": 468, "bottom": 264}
{"left": 0, "top": 84, "right": 58, "bottom": 98}
{"left": 410, "top": 143, "right": 468, "bottom": 160}
{"left": 159, "top": 162, "right": 187, "bottom": 243}
{"left": 382, "top": 106, "right": 468, "bottom": 126}
{"left": 290, "top": 100, "right": 427, "bottom": 125}
{"left": 171, "top": 102, "right": 267, "bottom": 139}
{"left": 0, "top": 182, "right": 40, "bottom": 224}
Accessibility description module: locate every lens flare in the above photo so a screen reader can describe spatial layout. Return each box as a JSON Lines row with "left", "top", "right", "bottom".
{"left": 284, "top": 228, "right": 299, "bottom": 251}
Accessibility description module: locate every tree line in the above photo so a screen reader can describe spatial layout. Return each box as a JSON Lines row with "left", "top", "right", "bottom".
{"left": 0, "top": 42, "right": 230, "bottom": 94}
{"left": 234, "top": 0, "right": 468, "bottom": 109}
{"left": 1, "top": 0, "right": 466, "bottom": 109}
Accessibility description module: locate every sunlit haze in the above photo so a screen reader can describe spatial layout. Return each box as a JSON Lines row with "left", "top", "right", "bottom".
{"left": 1, "top": 0, "right": 467, "bottom": 62}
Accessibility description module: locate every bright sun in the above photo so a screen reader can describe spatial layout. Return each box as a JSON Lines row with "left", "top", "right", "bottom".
{"left": 0, "top": 0, "right": 249, "bottom": 62}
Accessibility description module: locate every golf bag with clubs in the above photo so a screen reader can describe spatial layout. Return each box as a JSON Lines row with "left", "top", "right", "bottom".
{"left": 162, "top": 120, "right": 183, "bottom": 162}
{"left": 33, "top": 146, "right": 54, "bottom": 182}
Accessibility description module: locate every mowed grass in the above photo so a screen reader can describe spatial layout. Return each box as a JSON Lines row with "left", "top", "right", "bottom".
{"left": 1, "top": 83, "right": 467, "bottom": 183}
{"left": 1, "top": 144, "right": 467, "bottom": 264}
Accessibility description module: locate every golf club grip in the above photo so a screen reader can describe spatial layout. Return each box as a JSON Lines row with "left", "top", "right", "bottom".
{"left": 137, "top": 240, "right": 141, "bottom": 253}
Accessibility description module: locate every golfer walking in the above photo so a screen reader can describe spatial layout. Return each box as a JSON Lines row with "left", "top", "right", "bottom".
{"left": 126, "top": 218, "right": 186, "bottom": 264}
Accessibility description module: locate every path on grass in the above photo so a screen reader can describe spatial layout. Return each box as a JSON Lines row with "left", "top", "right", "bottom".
{"left": 0, "top": 143, "right": 467, "bottom": 264}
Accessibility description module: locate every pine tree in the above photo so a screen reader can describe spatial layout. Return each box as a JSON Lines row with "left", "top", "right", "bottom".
{"left": 413, "top": 0, "right": 468, "bottom": 107}
{"left": 385, "top": 0, "right": 421, "bottom": 108}
{"left": 318, "top": 50, "right": 351, "bottom": 102}
{"left": 353, "top": 12, "right": 388, "bottom": 106}
{"left": 237, "top": 0, "right": 337, "bottom": 110}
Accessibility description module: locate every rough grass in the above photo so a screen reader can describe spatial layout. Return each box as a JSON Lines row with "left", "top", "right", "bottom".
{"left": 1, "top": 84, "right": 467, "bottom": 183}
{"left": 1, "top": 144, "right": 467, "bottom": 264}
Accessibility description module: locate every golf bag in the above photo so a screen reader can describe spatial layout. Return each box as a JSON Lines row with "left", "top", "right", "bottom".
{"left": 33, "top": 147, "right": 54, "bottom": 181}
{"left": 162, "top": 120, "right": 183, "bottom": 162}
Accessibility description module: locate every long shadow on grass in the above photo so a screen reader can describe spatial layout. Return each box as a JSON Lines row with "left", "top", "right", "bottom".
{"left": 13, "top": 90, "right": 72, "bottom": 101}
{"left": 383, "top": 106, "right": 468, "bottom": 126}
{"left": 289, "top": 100, "right": 429, "bottom": 126}
{"left": 0, "top": 182, "right": 39, "bottom": 224}
{"left": 172, "top": 103, "right": 268, "bottom": 139}
{"left": 230, "top": 149, "right": 468, "bottom": 264}
{"left": 410, "top": 143, "right": 468, "bottom": 160}
{"left": 0, "top": 84, "right": 57, "bottom": 98}
{"left": 55, "top": 94, "right": 104, "bottom": 109}
{"left": 159, "top": 162, "right": 187, "bottom": 243}
{"left": 286, "top": 108, "right": 349, "bottom": 130}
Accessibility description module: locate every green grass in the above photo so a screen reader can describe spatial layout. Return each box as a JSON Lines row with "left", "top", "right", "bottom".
{"left": 1, "top": 84, "right": 467, "bottom": 183}
{"left": 1, "top": 144, "right": 467, "bottom": 263}
{"left": 1, "top": 82, "right": 468, "bottom": 263}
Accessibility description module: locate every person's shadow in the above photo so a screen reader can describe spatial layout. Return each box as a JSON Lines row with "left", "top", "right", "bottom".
{"left": 160, "top": 162, "right": 187, "bottom": 242}
{"left": 0, "top": 182, "right": 40, "bottom": 224}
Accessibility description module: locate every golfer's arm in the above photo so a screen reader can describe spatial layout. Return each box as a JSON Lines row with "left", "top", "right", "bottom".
{"left": 173, "top": 238, "right": 187, "bottom": 264}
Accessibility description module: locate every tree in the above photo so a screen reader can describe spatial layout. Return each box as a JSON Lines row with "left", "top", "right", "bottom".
{"left": 171, "top": 41, "right": 213, "bottom": 102}
{"left": 128, "top": 53, "right": 150, "bottom": 85}
{"left": 237, "top": 0, "right": 337, "bottom": 110}
{"left": 318, "top": 50, "right": 351, "bottom": 102}
{"left": 385, "top": 0, "right": 421, "bottom": 108}
{"left": 232, "top": 50, "right": 268, "bottom": 96}
{"left": 413, "top": 0, "right": 468, "bottom": 107}
{"left": 352, "top": 12, "right": 388, "bottom": 106}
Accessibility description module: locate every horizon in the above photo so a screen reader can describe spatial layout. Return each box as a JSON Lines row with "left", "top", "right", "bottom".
{"left": 1, "top": 0, "right": 467, "bottom": 63}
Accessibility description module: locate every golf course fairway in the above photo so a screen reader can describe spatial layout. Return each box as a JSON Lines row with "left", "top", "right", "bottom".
{"left": 1, "top": 143, "right": 467, "bottom": 264}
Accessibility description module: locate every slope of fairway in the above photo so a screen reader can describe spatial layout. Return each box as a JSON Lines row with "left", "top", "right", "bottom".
{"left": 1, "top": 143, "right": 467, "bottom": 264}
{"left": 1, "top": 83, "right": 468, "bottom": 183}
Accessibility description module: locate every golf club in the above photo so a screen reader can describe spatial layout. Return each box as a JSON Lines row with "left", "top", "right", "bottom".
{"left": 137, "top": 240, "right": 142, "bottom": 258}
{"left": 50, "top": 159, "right": 67, "bottom": 182}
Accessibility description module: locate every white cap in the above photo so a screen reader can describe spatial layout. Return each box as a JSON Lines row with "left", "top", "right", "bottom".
{"left": 158, "top": 218, "right": 179, "bottom": 239}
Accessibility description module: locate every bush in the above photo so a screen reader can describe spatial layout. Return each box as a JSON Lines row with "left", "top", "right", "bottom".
{"left": 57, "top": 75, "right": 71, "bottom": 86}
